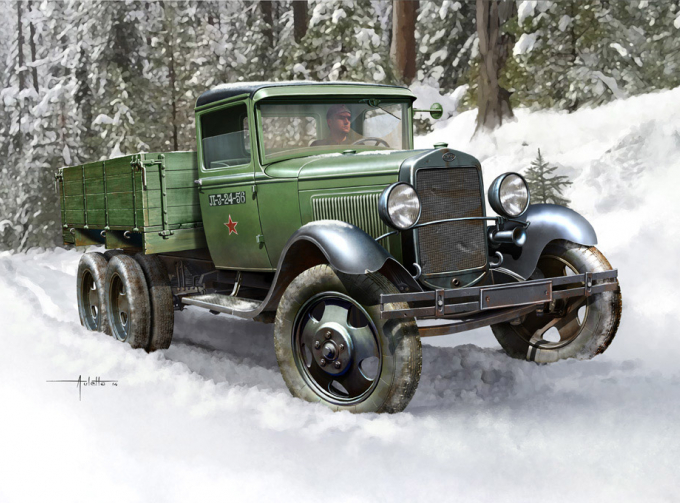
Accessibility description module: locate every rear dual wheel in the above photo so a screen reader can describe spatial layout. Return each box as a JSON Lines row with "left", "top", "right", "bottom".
{"left": 76, "top": 252, "right": 110, "bottom": 333}
{"left": 105, "top": 255, "right": 151, "bottom": 349}
{"left": 134, "top": 254, "right": 174, "bottom": 351}
{"left": 77, "top": 251, "right": 173, "bottom": 351}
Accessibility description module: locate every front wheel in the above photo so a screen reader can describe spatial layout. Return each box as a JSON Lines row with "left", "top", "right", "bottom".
{"left": 491, "top": 240, "right": 622, "bottom": 363}
{"left": 274, "top": 265, "right": 421, "bottom": 413}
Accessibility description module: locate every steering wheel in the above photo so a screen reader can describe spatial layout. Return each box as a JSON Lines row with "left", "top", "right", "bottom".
{"left": 352, "top": 137, "right": 391, "bottom": 147}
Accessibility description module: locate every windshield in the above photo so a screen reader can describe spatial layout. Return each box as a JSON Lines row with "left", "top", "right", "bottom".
{"left": 258, "top": 100, "right": 410, "bottom": 163}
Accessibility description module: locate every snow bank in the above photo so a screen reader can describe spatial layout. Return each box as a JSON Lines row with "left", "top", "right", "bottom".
{"left": 3, "top": 88, "right": 680, "bottom": 501}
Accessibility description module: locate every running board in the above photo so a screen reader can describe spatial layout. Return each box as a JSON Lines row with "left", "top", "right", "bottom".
{"left": 181, "top": 294, "right": 262, "bottom": 317}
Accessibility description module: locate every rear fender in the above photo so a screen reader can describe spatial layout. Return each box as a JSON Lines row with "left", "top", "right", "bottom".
{"left": 500, "top": 204, "right": 598, "bottom": 279}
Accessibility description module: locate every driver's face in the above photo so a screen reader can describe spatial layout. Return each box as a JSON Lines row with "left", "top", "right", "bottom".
{"left": 328, "top": 112, "right": 351, "bottom": 135}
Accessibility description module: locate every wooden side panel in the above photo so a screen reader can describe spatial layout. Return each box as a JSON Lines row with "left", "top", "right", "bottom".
{"left": 59, "top": 151, "right": 204, "bottom": 255}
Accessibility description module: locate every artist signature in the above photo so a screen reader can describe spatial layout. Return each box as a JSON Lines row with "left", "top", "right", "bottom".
{"left": 46, "top": 375, "right": 118, "bottom": 401}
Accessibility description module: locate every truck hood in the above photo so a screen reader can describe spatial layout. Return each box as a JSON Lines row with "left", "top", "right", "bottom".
{"left": 264, "top": 150, "right": 427, "bottom": 180}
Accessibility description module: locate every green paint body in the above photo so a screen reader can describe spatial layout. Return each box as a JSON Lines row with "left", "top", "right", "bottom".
{"left": 57, "top": 83, "right": 444, "bottom": 271}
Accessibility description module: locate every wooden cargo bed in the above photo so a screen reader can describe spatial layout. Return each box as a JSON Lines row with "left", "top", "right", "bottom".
{"left": 56, "top": 151, "right": 206, "bottom": 254}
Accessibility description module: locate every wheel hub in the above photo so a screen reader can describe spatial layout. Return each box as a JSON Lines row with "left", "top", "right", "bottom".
{"left": 312, "top": 323, "right": 352, "bottom": 374}
{"left": 322, "top": 342, "right": 337, "bottom": 360}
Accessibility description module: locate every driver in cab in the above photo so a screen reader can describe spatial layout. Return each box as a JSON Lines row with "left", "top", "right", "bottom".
{"left": 310, "top": 104, "right": 353, "bottom": 146}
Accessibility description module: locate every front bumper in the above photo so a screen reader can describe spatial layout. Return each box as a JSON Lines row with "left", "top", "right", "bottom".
{"left": 379, "top": 269, "right": 619, "bottom": 336}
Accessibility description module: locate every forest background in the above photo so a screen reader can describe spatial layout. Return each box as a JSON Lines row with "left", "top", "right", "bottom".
{"left": 0, "top": 0, "right": 678, "bottom": 251}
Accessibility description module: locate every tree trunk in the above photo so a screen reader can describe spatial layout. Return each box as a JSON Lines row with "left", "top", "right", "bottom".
{"left": 164, "top": 5, "right": 179, "bottom": 151}
{"left": 292, "top": 1, "right": 308, "bottom": 43}
{"left": 390, "top": 0, "right": 418, "bottom": 85}
{"left": 168, "top": 46, "right": 178, "bottom": 151}
{"left": 27, "top": 1, "right": 39, "bottom": 93}
{"left": 16, "top": 1, "right": 25, "bottom": 91}
{"left": 475, "top": 0, "right": 514, "bottom": 133}
{"left": 15, "top": 1, "right": 25, "bottom": 151}
{"left": 261, "top": 1, "right": 274, "bottom": 47}
{"left": 75, "top": 46, "right": 93, "bottom": 143}
{"left": 567, "top": 1, "right": 579, "bottom": 112}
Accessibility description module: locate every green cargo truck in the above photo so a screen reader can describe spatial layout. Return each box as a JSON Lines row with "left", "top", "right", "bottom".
{"left": 58, "top": 81, "right": 622, "bottom": 413}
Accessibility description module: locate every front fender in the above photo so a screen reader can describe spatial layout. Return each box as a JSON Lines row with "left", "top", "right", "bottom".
{"left": 500, "top": 204, "right": 598, "bottom": 279}
{"left": 259, "top": 220, "right": 421, "bottom": 313}
{"left": 287, "top": 220, "right": 391, "bottom": 275}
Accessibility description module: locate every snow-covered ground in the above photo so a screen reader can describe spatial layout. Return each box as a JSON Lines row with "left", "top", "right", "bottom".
{"left": 2, "top": 89, "right": 680, "bottom": 502}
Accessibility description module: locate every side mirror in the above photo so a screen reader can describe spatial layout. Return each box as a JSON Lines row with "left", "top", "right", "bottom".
{"left": 413, "top": 103, "right": 443, "bottom": 120}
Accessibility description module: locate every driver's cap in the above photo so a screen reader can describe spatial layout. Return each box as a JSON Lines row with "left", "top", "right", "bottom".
{"left": 327, "top": 104, "right": 351, "bottom": 120}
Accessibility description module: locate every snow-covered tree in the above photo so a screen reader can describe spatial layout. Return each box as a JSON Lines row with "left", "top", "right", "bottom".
{"left": 143, "top": 1, "right": 205, "bottom": 151}
{"left": 524, "top": 149, "right": 572, "bottom": 207}
{"left": 0, "top": 1, "right": 46, "bottom": 250}
{"left": 510, "top": 0, "right": 680, "bottom": 110}
{"left": 75, "top": 1, "right": 149, "bottom": 158}
{"left": 604, "top": 1, "right": 680, "bottom": 96}
{"left": 416, "top": 1, "right": 476, "bottom": 93}
{"left": 283, "top": 0, "right": 392, "bottom": 83}
{"left": 510, "top": 1, "right": 616, "bottom": 110}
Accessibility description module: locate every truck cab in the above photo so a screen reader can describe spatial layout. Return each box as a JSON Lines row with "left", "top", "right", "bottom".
{"left": 194, "top": 82, "right": 418, "bottom": 274}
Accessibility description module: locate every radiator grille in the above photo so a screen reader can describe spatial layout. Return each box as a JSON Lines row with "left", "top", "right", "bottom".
{"left": 415, "top": 168, "right": 487, "bottom": 275}
{"left": 312, "top": 193, "right": 390, "bottom": 241}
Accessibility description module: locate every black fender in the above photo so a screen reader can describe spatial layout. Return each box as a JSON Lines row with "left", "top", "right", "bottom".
{"left": 500, "top": 204, "right": 598, "bottom": 279}
{"left": 258, "top": 220, "right": 422, "bottom": 313}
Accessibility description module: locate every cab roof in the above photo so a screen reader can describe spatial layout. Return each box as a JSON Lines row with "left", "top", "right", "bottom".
{"left": 195, "top": 81, "right": 414, "bottom": 108}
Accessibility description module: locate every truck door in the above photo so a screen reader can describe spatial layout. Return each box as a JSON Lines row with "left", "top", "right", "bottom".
{"left": 196, "top": 101, "right": 272, "bottom": 270}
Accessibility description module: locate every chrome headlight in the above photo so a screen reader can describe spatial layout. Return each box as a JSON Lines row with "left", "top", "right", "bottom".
{"left": 378, "top": 182, "right": 421, "bottom": 230}
{"left": 488, "top": 173, "right": 530, "bottom": 218}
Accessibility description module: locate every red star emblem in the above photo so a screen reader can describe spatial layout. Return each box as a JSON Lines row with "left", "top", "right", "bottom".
{"left": 224, "top": 215, "right": 238, "bottom": 235}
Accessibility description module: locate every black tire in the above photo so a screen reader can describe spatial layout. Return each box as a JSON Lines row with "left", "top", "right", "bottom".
{"left": 491, "top": 240, "right": 622, "bottom": 363}
{"left": 76, "top": 252, "right": 110, "bottom": 334}
{"left": 274, "top": 265, "right": 422, "bottom": 413}
{"left": 105, "top": 255, "right": 151, "bottom": 350}
{"left": 134, "top": 253, "right": 174, "bottom": 351}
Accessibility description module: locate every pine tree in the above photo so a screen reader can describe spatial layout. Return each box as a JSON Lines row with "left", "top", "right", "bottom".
{"left": 144, "top": 1, "right": 204, "bottom": 152}
{"left": 194, "top": 2, "right": 240, "bottom": 89}
{"left": 283, "top": 0, "right": 393, "bottom": 83}
{"left": 75, "top": 1, "right": 148, "bottom": 158}
{"left": 225, "top": 1, "right": 289, "bottom": 82}
{"left": 509, "top": 1, "right": 606, "bottom": 110}
{"left": 524, "top": 149, "right": 572, "bottom": 207}
{"left": 604, "top": 1, "right": 680, "bottom": 96}
{"left": 416, "top": 1, "right": 476, "bottom": 93}
{"left": 509, "top": 0, "right": 680, "bottom": 111}
{"left": 0, "top": 1, "right": 84, "bottom": 250}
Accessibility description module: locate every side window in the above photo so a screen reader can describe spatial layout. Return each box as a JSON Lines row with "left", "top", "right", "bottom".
{"left": 201, "top": 103, "right": 251, "bottom": 169}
